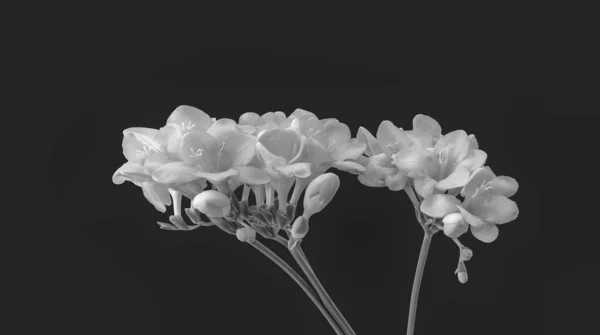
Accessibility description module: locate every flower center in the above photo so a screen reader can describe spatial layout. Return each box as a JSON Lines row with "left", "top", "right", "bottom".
{"left": 189, "top": 148, "right": 204, "bottom": 158}
{"left": 438, "top": 144, "right": 454, "bottom": 178}
{"left": 307, "top": 127, "right": 322, "bottom": 138}
{"left": 472, "top": 180, "right": 492, "bottom": 198}
{"left": 181, "top": 121, "right": 196, "bottom": 133}
{"left": 136, "top": 145, "right": 160, "bottom": 159}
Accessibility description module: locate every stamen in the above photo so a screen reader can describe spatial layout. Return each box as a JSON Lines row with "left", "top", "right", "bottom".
{"left": 190, "top": 148, "right": 204, "bottom": 158}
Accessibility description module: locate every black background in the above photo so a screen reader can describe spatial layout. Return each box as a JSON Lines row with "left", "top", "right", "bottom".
{"left": 18, "top": 6, "right": 598, "bottom": 335}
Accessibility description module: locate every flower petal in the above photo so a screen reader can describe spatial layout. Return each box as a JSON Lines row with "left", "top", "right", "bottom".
{"left": 156, "top": 123, "right": 184, "bottom": 157}
{"left": 412, "top": 114, "right": 442, "bottom": 140}
{"left": 376, "top": 121, "right": 411, "bottom": 155}
{"left": 179, "top": 131, "right": 221, "bottom": 171}
{"left": 356, "top": 126, "right": 382, "bottom": 157}
{"left": 301, "top": 137, "right": 332, "bottom": 167}
{"left": 436, "top": 165, "right": 470, "bottom": 190}
{"left": 461, "top": 166, "right": 497, "bottom": 199}
{"left": 435, "top": 130, "right": 469, "bottom": 162}
{"left": 459, "top": 149, "right": 487, "bottom": 171}
{"left": 257, "top": 128, "right": 302, "bottom": 163}
{"left": 331, "top": 160, "right": 366, "bottom": 174}
{"left": 329, "top": 139, "right": 366, "bottom": 161}
{"left": 420, "top": 194, "right": 461, "bottom": 218}
{"left": 276, "top": 162, "right": 312, "bottom": 178}
{"left": 470, "top": 223, "right": 499, "bottom": 243}
{"left": 152, "top": 162, "right": 201, "bottom": 184}
{"left": 358, "top": 174, "right": 385, "bottom": 187}
{"left": 256, "top": 142, "right": 288, "bottom": 169}
{"left": 206, "top": 118, "right": 239, "bottom": 140}
{"left": 289, "top": 108, "right": 316, "bottom": 119}
{"left": 456, "top": 205, "right": 486, "bottom": 227}
{"left": 469, "top": 194, "right": 519, "bottom": 225}
{"left": 112, "top": 162, "right": 150, "bottom": 184}
{"left": 384, "top": 170, "right": 409, "bottom": 191}
{"left": 166, "top": 105, "right": 213, "bottom": 132}
{"left": 488, "top": 176, "right": 519, "bottom": 198}
{"left": 141, "top": 181, "right": 172, "bottom": 212}
{"left": 219, "top": 130, "right": 257, "bottom": 169}
{"left": 392, "top": 147, "right": 437, "bottom": 178}
{"left": 122, "top": 127, "right": 162, "bottom": 163}
{"left": 143, "top": 152, "right": 171, "bottom": 174}
{"left": 239, "top": 112, "right": 262, "bottom": 126}
{"left": 194, "top": 169, "right": 239, "bottom": 183}
{"left": 414, "top": 177, "right": 437, "bottom": 198}
{"left": 234, "top": 166, "right": 270, "bottom": 185}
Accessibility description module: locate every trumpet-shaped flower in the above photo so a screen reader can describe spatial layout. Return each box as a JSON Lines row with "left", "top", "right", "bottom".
{"left": 354, "top": 120, "right": 414, "bottom": 190}
{"left": 393, "top": 121, "right": 487, "bottom": 198}
{"left": 152, "top": 118, "right": 270, "bottom": 189}
{"left": 113, "top": 126, "right": 209, "bottom": 213}
{"left": 287, "top": 112, "right": 366, "bottom": 203}
{"left": 420, "top": 166, "right": 519, "bottom": 243}
{"left": 155, "top": 105, "right": 215, "bottom": 160}
{"left": 256, "top": 128, "right": 311, "bottom": 208}
{"left": 192, "top": 190, "right": 232, "bottom": 218}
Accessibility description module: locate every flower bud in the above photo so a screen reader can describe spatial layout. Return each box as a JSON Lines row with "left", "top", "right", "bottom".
{"left": 455, "top": 261, "right": 468, "bottom": 284}
{"left": 303, "top": 173, "right": 340, "bottom": 218}
{"left": 442, "top": 213, "right": 468, "bottom": 238}
{"left": 459, "top": 246, "right": 473, "bottom": 262}
{"left": 236, "top": 227, "right": 257, "bottom": 243}
{"left": 192, "top": 190, "right": 231, "bottom": 218}
{"left": 291, "top": 215, "right": 310, "bottom": 239}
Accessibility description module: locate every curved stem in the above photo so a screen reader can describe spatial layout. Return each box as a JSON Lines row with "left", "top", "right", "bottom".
{"left": 406, "top": 231, "right": 433, "bottom": 335}
{"left": 249, "top": 240, "right": 345, "bottom": 335}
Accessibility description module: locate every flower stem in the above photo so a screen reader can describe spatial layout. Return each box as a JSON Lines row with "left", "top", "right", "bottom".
{"left": 406, "top": 230, "right": 433, "bottom": 335}
{"left": 292, "top": 245, "right": 357, "bottom": 335}
{"left": 248, "top": 240, "right": 345, "bottom": 335}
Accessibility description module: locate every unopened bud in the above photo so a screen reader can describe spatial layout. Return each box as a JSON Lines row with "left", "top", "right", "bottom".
{"left": 303, "top": 173, "right": 340, "bottom": 218}
{"left": 455, "top": 261, "right": 468, "bottom": 284}
{"left": 236, "top": 227, "right": 257, "bottom": 243}
{"left": 291, "top": 215, "right": 310, "bottom": 239}
{"left": 192, "top": 190, "right": 231, "bottom": 218}
{"left": 442, "top": 213, "right": 468, "bottom": 239}
{"left": 460, "top": 247, "right": 473, "bottom": 262}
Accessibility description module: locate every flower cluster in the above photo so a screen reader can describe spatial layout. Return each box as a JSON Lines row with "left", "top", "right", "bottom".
{"left": 113, "top": 107, "right": 520, "bottom": 280}
{"left": 113, "top": 106, "right": 365, "bottom": 244}
{"left": 353, "top": 114, "right": 519, "bottom": 282}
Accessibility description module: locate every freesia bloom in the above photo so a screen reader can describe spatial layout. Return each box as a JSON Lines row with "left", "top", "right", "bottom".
{"left": 112, "top": 106, "right": 216, "bottom": 211}
{"left": 393, "top": 117, "right": 487, "bottom": 198}
{"left": 420, "top": 166, "right": 519, "bottom": 243}
{"left": 152, "top": 118, "right": 270, "bottom": 192}
{"left": 286, "top": 110, "right": 366, "bottom": 204}
{"left": 256, "top": 127, "right": 311, "bottom": 209}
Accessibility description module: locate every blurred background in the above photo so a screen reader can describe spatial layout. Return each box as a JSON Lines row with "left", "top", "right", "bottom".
{"left": 18, "top": 5, "right": 598, "bottom": 335}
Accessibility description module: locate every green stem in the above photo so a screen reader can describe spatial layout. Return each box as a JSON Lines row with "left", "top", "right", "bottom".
{"left": 406, "top": 231, "right": 433, "bottom": 335}
{"left": 249, "top": 240, "right": 345, "bottom": 335}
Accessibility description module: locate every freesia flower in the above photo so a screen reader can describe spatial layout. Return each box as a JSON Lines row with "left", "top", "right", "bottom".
{"left": 286, "top": 111, "right": 366, "bottom": 204}
{"left": 256, "top": 127, "right": 311, "bottom": 209}
{"left": 420, "top": 166, "right": 519, "bottom": 243}
{"left": 192, "top": 190, "right": 232, "bottom": 218}
{"left": 393, "top": 117, "right": 487, "bottom": 198}
{"left": 152, "top": 118, "right": 270, "bottom": 193}
{"left": 354, "top": 120, "right": 413, "bottom": 190}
